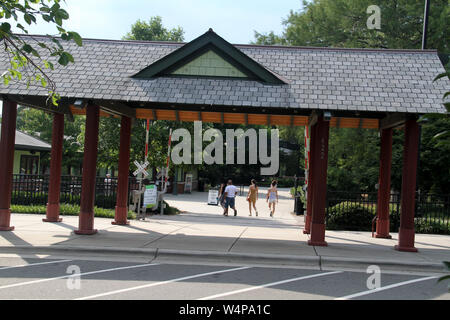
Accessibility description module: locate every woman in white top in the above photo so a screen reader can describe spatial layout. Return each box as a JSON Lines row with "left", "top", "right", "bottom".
{"left": 266, "top": 180, "right": 278, "bottom": 217}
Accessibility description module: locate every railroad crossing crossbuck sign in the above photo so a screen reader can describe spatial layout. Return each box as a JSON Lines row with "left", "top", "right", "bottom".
{"left": 133, "top": 160, "right": 149, "bottom": 177}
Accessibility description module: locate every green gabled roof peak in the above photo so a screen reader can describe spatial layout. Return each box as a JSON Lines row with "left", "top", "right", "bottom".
{"left": 132, "top": 29, "right": 287, "bottom": 85}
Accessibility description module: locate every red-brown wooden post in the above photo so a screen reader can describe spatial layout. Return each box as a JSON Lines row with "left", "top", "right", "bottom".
{"left": 308, "top": 116, "right": 329, "bottom": 247}
{"left": 304, "top": 123, "right": 316, "bottom": 234}
{"left": 395, "top": 119, "right": 420, "bottom": 252}
{"left": 75, "top": 103, "right": 100, "bottom": 235}
{"left": 375, "top": 127, "right": 393, "bottom": 238}
{"left": 44, "top": 112, "right": 65, "bottom": 223}
{"left": 112, "top": 116, "right": 132, "bottom": 225}
{"left": 0, "top": 99, "right": 17, "bottom": 231}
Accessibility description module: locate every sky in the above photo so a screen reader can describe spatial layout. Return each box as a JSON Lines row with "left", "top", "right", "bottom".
{"left": 15, "top": 0, "right": 304, "bottom": 44}
{"left": 1, "top": 0, "right": 304, "bottom": 113}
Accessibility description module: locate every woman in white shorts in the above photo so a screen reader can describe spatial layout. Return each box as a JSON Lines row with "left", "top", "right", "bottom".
{"left": 266, "top": 180, "right": 278, "bottom": 217}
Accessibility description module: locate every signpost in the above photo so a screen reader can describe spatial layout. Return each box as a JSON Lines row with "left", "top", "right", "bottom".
{"left": 132, "top": 122, "right": 173, "bottom": 218}
{"left": 133, "top": 160, "right": 149, "bottom": 220}
{"left": 184, "top": 173, "right": 193, "bottom": 194}
{"left": 133, "top": 160, "right": 149, "bottom": 177}
{"left": 208, "top": 189, "right": 219, "bottom": 205}
{"left": 143, "top": 185, "right": 158, "bottom": 209}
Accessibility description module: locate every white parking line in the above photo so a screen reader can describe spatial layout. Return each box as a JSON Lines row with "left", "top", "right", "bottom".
{"left": 0, "top": 259, "right": 72, "bottom": 271}
{"left": 198, "top": 271, "right": 343, "bottom": 300}
{"left": 0, "top": 262, "right": 160, "bottom": 290}
{"left": 335, "top": 276, "right": 438, "bottom": 300}
{"left": 76, "top": 266, "right": 252, "bottom": 300}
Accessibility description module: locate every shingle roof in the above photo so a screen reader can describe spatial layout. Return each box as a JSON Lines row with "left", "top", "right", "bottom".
{"left": 0, "top": 124, "right": 51, "bottom": 151}
{"left": 0, "top": 32, "right": 448, "bottom": 115}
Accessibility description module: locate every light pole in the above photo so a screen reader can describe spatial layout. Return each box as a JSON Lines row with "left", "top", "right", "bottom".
{"left": 422, "top": 0, "right": 431, "bottom": 50}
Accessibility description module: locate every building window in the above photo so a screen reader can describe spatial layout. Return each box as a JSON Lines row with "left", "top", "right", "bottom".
{"left": 20, "top": 155, "right": 39, "bottom": 175}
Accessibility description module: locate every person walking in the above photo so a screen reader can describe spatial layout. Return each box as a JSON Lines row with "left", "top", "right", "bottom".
{"left": 223, "top": 179, "right": 238, "bottom": 217}
{"left": 218, "top": 181, "right": 226, "bottom": 209}
{"left": 247, "top": 179, "right": 259, "bottom": 217}
{"left": 266, "top": 180, "right": 279, "bottom": 217}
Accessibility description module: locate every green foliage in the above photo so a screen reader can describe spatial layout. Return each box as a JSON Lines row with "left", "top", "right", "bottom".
{"left": 162, "top": 201, "right": 180, "bottom": 215}
{"left": 11, "top": 191, "right": 117, "bottom": 209}
{"left": 326, "top": 201, "right": 450, "bottom": 234}
{"left": 290, "top": 185, "right": 306, "bottom": 204}
{"left": 252, "top": 31, "right": 286, "bottom": 45}
{"left": 418, "top": 113, "right": 450, "bottom": 195}
{"left": 0, "top": 0, "right": 82, "bottom": 104}
{"left": 326, "top": 202, "right": 380, "bottom": 231}
{"left": 253, "top": 1, "right": 450, "bottom": 195}
{"left": 415, "top": 218, "right": 450, "bottom": 235}
{"left": 123, "top": 16, "right": 184, "bottom": 42}
{"left": 16, "top": 106, "right": 84, "bottom": 171}
{"left": 326, "top": 201, "right": 401, "bottom": 232}
{"left": 11, "top": 203, "right": 137, "bottom": 220}
{"left": 255, "top": 0, "right": 449, "bottom": 52}
{"left": 327, "top": 128, "right": 381, "bottom": 192}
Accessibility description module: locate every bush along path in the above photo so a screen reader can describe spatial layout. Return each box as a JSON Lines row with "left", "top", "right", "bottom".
{"left": 11, "top": 201, "right": 180, "bottom": 220}
{"left": 11, "top": 204, "right": 137, "bottom": 220}
{"left": 326, "top": 202, "right": 450, "bottom": 235}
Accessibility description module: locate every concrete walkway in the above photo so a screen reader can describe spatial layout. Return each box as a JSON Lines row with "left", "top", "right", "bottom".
{"left": 0, "top": 189, "right": 449, "bottom": 274}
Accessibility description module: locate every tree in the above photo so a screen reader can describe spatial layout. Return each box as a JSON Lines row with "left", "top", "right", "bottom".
{"left": 0, "top": 0, "right": 82, "bottom": 104}
{"left": 123, "top": 16, "right": 184, "bottom": 42}
{"left": 82, "top": 17, "right": 187, "bottom": 175}
{"left": 252, "top": 31, "right": 285, "bottom": 46}
{"left": 254, "top": 0, "right": 450, "bottom": 194}
{"left": 16, "top": 106, "right": 84, "bottom": 173}
{"left": 255, "top": 0, "right": 449, "bottom": 52}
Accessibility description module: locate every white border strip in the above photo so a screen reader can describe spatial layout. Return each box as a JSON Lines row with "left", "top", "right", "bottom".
{"left": 335, "top": 276, "right": 438, "bottom": 300}
{"left": 0, "top": 263, "right": 159, "bottom": 290}
{"left": 198, "top": 271, "right": 343, "bottom": 300}
{"left": 76, "top": 266, "right": 251, "bottom": 300}
{"left": 0, "top": 259, "right": 72, "bottom": 271}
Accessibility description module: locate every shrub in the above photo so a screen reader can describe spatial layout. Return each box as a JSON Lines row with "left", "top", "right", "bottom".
{"left": 415, "top": 218, "right": 450, "bottom": 235}
{"left": 11, "top": 192, "right": 116, "bottom": 209}
{"left": 163, "top": 201, "right": 180, "bottom": 215}
{"left": 326, "top": 201, "right": 448, "bottom": 234}
{"left": 11, "top": 204, "right": 136, "bottom": 220}
{"left": 326, "top": 202, "right": 377, "bottom": 231}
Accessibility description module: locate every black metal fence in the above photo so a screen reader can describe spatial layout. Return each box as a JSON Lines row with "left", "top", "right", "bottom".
{"left": 11, "top": 174, "right": 141, "bottom": 209}
{"left": 325, "top": 191, "right": 450, "bottom": 234}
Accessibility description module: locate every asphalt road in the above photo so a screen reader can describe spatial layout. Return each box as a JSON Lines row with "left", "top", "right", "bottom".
{"left": 0, "top": 256, "right": 448, "bottom": 300}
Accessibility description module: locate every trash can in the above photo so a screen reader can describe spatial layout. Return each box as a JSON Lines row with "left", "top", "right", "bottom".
{"left": 198, "top": 180, "right": 205, "bottom": 192}
{"left": 295, "top": 194, "right": 304, "bottom": 215}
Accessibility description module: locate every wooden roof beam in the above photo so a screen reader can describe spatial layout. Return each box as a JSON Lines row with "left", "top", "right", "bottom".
{"left": 380, "top": 113, "right": 410, "bottom": 130}
{"left": 98, "top": 101, "right": 136, "bottom": 119}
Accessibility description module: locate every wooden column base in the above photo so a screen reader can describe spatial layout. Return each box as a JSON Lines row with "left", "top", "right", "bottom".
{"left": 112, "top": 206, "right": 130, "bottom": 225}
{"left": 74, "top": 228, "right": 98, "bottom": 235}
{"left": 0, "top": 209, "right": 14, "bottom": 231}
{"left": 43, "top": 203, "right": 63, "bottom": 223}
{"left": 374, "top": 219, "right": 391, "bottom": 239}
{"left": 395, "top": 227, "right": 418, "bottom": 252}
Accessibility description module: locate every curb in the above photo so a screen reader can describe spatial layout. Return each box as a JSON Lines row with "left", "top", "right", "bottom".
{"left": 320, "top": 256, "right": 446, "bottom": 273}
{"left": 0, "top": 245, "right": 446, "bottom": 274}
{"left": 155, "top": 248, "right": 320, "bottom": 268}
{"left": 0, "top": 245, "right": 157, "bottom": 259}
